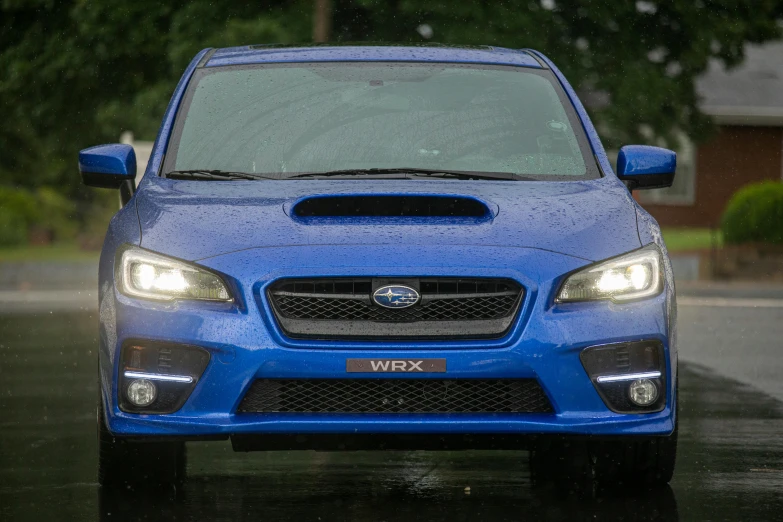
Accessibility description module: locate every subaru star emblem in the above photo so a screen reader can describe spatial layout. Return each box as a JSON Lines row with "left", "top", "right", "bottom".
{"left": 372, "top": 285, "right": 420, "bottom": 309}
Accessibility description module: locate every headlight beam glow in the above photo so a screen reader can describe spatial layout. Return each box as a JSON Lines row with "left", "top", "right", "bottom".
{"left": 556, "top": 244, "right": 663, "bottom": 303}
{"left": 119, "top": 246, "right": 232, "bottom": 302}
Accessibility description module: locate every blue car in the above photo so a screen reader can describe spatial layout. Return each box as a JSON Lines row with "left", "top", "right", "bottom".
{"left": 80, "top": 44, "right": 678, "bottom": 487}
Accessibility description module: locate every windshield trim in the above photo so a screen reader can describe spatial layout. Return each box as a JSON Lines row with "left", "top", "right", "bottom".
{"left": 161, "top": 62, "right": 602, "bottom": 182}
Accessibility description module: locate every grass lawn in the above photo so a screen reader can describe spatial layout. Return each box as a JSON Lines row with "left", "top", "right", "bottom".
{"left": 0, "top": 243, "right": 100, "bottom": 262}
{"left": 661, "top": 228, "right": 723, "bottom": 253}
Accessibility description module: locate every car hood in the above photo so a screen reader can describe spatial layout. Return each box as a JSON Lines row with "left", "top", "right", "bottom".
{"left": 135, "top": 177, "right": 641, "bottom": 262}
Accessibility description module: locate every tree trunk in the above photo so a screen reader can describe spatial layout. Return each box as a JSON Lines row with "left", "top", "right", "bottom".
{"left": 313, "top": 0, "right": 332, "bottom": 43}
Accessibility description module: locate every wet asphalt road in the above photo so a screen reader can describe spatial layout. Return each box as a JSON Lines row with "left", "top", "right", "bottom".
{"left": 2, "top": 299, "right": 783, "bottom": 521}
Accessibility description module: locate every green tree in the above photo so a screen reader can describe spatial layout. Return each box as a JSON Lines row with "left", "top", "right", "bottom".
{"left": 0, "top": 1, "right": 309, "bottom": 198}
{"left": 335, "top": 0, "right": 783, "bottom": 147}
{"left": 1, "top": 0, "right": 782, "bottom": 212}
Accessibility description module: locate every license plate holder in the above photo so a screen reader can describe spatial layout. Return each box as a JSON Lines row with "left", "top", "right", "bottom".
{"left": 346, "top": 358, "right": 446, "bottom": 373}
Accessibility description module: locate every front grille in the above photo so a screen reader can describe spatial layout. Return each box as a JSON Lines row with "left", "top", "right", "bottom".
{"left": 275, "top": 294, "right": 517, "bottom": 321}
{"left": 267, "top": 278, "right": 524, "bottom": 340}
{"left": 237, "top": 379, "right": 554, "bottom": 414}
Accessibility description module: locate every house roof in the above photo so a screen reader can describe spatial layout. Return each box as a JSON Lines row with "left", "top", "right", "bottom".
{"left": 205, "top": 44, "right": 544, "bottom": 69}
{"left": 697, "top": 41, "right": 783, "bottom": 126}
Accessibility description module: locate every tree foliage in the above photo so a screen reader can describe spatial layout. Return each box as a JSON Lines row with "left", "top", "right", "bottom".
{"left": 722, "top": 181, "right": 783, "bottom": 245}
{"left": 1, "top": 0, "right": 782, "bottom": 204}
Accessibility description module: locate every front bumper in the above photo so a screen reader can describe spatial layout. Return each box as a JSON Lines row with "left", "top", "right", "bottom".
{"left": 99, "top": 245, "right": 677, "bottom": 439}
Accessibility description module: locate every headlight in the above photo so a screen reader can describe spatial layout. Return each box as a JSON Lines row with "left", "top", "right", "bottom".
{"left": 556, "top": 244, "right": 663, "bottom": 303}
{"left": 117, "top": 245, "right": 232, "bottom": 301}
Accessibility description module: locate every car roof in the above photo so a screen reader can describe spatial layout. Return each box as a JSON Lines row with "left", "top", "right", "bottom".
{"left": 205, "top": 44, "right": 545, "bottom": 69}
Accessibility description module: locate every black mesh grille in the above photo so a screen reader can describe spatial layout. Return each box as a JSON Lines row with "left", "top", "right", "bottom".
{"left": 267, "top": 278, "right": 524, "bottom": 340}
{"left": 274, "top": 294, "right": 518, "bottom": 321}
{"left": 237, "top": 379, "right": 554, "bottom": 414}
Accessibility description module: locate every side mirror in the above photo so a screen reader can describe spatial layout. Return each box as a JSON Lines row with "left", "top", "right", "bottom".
{"left": 617, "top": 145, "right": 676, "bottom": 190}
{"left": 78, "top": 144, "right": 137, "bottom": 189}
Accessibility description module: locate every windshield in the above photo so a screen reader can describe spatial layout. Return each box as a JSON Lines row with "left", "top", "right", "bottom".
{"left": 163, "top": 62, "right": 599, "bottom": 180}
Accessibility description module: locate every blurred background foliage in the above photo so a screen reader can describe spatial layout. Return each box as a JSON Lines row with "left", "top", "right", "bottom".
{"left": 1, "top": 0, "right": 783, "bottom": 248}
{"left": 722, "top": 181, "right": 783, "bottom": 245}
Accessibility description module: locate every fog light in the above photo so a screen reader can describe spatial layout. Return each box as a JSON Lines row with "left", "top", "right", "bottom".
{"left": 628, "top": 379, "right": 658, "bottom": 406}
{"left": 126, "top": 379, "right": 157, "bottom": 407}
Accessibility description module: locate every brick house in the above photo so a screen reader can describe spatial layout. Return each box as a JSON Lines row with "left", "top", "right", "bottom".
{"left": 639, "top": 42, "right": 783, "bottom": 228}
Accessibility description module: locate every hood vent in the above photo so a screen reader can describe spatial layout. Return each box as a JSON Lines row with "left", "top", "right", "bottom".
{"left": 291, "top": 195, "right": 491, "bottom": 219}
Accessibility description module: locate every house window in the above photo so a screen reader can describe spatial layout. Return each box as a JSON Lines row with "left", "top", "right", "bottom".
{"left": 607, "top": 137, "right": 696, "bottom": 205}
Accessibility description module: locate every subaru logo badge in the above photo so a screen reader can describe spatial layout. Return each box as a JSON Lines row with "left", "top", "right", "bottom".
{"left": 373, "top": 285, "right": 420, "bottom": 309}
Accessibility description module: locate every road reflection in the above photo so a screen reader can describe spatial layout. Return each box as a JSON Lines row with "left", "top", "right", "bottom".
{"left": 5, "top": 312, "right": 783, "bottom": 521}
{"left": 99, "top": 476, "right": 678, "bottom": 522}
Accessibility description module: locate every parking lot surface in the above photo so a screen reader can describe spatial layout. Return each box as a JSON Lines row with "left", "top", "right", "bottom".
{"left": 2, "top": 293, "right": 783, "bottom": 521}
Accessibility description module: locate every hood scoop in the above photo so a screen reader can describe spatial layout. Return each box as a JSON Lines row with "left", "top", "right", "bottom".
{"left": 291, "top": 195, "right": 493, "bottom": 220}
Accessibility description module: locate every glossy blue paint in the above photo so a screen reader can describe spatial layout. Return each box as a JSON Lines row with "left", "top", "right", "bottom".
{"left": 135, "top": 176, "right": 640, "bottom": 262}
{"left": 78, "top": 144, "right": 136, "bottom": 188}
{"left": 98, "top": 200, "right": 142, "bottom": 417}
{"left": 106, "top": 244, "right": 675, "bottom": 437}
{"left": 94, "top": 45, "right": 676, "bottom": 441}
{"left": 617, "top": 145, "right": 677, "bottom": 177}
{"left": 206, "top": 45, "right": 543, "bottom": 69}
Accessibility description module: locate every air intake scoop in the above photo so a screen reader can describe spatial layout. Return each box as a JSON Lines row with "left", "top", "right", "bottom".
{"left": 290, "top": 194, "right": 495, "bottom": 220}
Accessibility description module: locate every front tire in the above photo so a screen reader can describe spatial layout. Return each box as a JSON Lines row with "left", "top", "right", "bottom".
{"left": 530, "top": 421, "right": 677, "bottom": 488}
{"left": 98, "top": 402, "right": 186, "bottom": 487}
{"left": 593, "top": 426, "right": 677, "bottom": 486}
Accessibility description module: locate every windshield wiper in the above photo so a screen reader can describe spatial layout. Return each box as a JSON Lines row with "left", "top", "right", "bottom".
{"left": 167, "top": 168, "right": 534, "bottom": 181}
{"left": 166, "top": 170, "right": 278, "bottom": 181}
{"left": 288, "top": 168, "right": 526, "bottom": 181}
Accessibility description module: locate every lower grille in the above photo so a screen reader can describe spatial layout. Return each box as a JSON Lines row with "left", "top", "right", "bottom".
{"left": 236, "top": 379, "right": 554, "bottom": 414}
